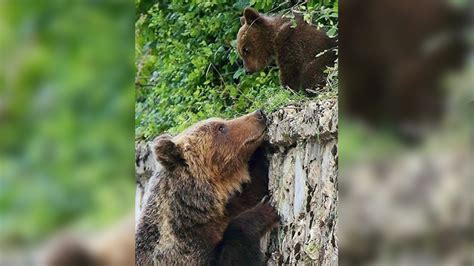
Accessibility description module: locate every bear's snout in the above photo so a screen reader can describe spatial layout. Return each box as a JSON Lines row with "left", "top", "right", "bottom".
{"left": 243, "top": 61, "right": 259, "bottom": 74}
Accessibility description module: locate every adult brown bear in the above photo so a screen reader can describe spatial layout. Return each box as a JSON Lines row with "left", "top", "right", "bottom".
{"left": 135, "top": 110, "right": 279, "bottom": 265}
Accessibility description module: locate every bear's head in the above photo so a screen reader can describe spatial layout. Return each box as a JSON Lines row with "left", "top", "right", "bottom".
{"left": 152, "top": 110, "right": 267, "bottom": 191}
{"left": 237, "top": 7, "right": 274, "bottom": 74}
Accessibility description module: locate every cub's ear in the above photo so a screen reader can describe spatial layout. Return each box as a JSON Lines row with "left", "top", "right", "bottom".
{"left": 240, "top": 16, "right": 246, "bottom": 26}
{"left": 152, "top": 134, "right": 183, "bottom": 169}
{"left": 244, "top": 7, "right": 262, "bottom": 25}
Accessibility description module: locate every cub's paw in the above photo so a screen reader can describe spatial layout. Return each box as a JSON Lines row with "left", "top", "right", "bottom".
{"left": 256, "top": 196, "right": 280, "bottom": 226}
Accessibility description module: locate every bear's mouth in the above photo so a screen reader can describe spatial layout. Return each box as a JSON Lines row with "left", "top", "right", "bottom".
{"left": 244, "top": 130, "right": 266, "bottom": 146}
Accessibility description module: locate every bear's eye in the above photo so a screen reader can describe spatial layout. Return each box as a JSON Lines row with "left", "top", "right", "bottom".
{"left": 218, "top": 125, "right": 227, "bottom": 134}
{"left": 243, "top": 47, "right": 250, "bottom": 54}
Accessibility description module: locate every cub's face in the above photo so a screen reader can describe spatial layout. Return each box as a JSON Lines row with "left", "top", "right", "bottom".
{"left": 237, "top": 8, "right": 273, "bottom": 74}
{"left": 153, "top": 110, "right": 267, "bottom": 180}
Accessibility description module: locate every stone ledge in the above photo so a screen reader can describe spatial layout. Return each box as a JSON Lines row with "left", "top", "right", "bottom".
{"left": 266, "top": 99, "right": 338, "bottom": 147}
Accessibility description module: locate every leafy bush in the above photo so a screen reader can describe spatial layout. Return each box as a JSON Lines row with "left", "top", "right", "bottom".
{"left": 135, "top": 0, "right": 338, "bottom": 138}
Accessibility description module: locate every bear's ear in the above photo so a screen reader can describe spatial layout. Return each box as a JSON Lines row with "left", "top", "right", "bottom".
{"left": 240, "top": 16, "right": 246, "bottom": 26}
{"left": 152, "top": 134, "right": 184, "bottom": 169}
{"left": 244, "top": 7, "right": 262, "bottom": 25}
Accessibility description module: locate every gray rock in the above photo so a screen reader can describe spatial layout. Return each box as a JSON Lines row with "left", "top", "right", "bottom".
{"left": 264, "top": 99, "right": 338, "bottom": 265}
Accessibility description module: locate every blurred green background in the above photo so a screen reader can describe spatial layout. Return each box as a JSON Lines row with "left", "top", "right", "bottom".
{"left": 135, "top": 0, "right": 338, "bottom": 138}
{"left": 0, "top": 1, "right": 135, "bottom": 248}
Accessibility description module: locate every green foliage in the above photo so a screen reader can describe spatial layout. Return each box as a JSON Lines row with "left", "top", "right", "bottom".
{"left": 135, "top": 0, "right": 338, "bottom": 138}
{"left": 0, "top": 1, "right": 135, "bottom": 247}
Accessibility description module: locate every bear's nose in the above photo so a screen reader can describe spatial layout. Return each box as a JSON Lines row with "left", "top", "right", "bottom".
{"left": 255, "top": 109, "right": 265, "bottom": 121}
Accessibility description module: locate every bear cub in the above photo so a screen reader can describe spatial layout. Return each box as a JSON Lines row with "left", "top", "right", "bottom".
{"left": 135, "top": 110, "right": 279, "bottom": 265}
{"left": 237, "top": 7, "right": 337, "bottom": 95}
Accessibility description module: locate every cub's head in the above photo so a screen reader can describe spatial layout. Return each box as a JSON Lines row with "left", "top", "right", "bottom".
{"left": 153, "top": 110, "right": 266, "bottom": 183}
{"left": 237, "top": 7, "right": 274, "bottom": 74}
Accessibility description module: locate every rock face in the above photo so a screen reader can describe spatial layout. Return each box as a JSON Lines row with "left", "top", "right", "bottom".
{"left": 134, "top": 99, "right": 339, "bottom": 265}
{"left": 339, "top": 145, "right": 473, "bottom": 265}
{"left": 134, "top": 141, "right": 158, "bottom": 222}
{"left": 263, "top": 99, "right": 338, "bottom": 265}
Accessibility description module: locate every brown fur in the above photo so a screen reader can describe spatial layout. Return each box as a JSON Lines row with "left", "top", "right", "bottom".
{"left": 135, "top": 111, "right": 277, "bottom": 265}
{"left": 225, "top": 146, "right": 270, "bottom": 218}
{"left": 339, "top": 0, "right": 467, "bottom": 141}
{"left": 208, "top": 197, "right": 279, "bottom": 266}
{"left": 43, "top": 238, "right": 97, "bottom": 266}
{"left": 237, "top": 7, "right": 337, "bottom": 95}
{"left": 41, "top": 216, "right": 135, "bottom": 266}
